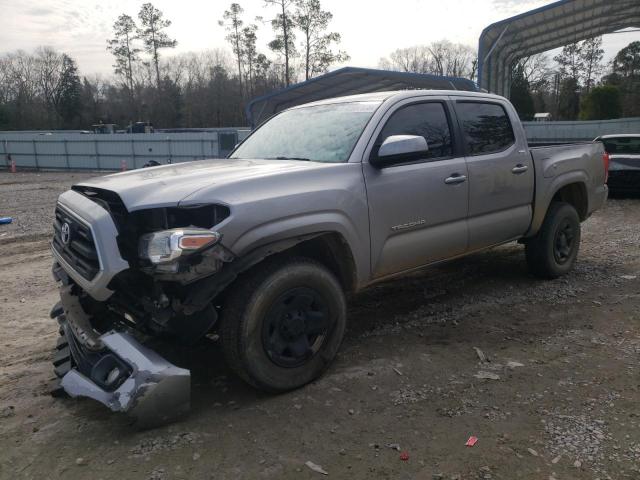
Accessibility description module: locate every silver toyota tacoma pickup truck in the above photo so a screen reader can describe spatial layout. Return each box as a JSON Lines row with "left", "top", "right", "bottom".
{"left": 50, "top": 90, "right": 608, "bottom": 424}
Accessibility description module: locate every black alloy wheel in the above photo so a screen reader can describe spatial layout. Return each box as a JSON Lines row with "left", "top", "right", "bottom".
{"left": 553, "top": 218, "right": 576, "bottom": 264}
{"left": 220, "top": 257, "right": 347, "bottom": 392}
{"left": 262, "top": 287, "right": 330, "bottom": 368}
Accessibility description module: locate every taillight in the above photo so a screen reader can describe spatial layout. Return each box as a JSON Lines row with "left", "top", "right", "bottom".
{"left": 602, "top": 152, "right": 610, "bottom": 183}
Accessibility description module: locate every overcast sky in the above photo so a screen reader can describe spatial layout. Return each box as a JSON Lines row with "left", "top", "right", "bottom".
{"left": 1, "top": 0, "right": 638, "bottom": 78}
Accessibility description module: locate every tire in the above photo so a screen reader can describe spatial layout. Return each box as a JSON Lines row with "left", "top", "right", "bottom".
{"left": 220, "top": 257, "right": 347, "bottom": 392}
{"left": 525, "top": 201, "right": 581, "bottom": 279}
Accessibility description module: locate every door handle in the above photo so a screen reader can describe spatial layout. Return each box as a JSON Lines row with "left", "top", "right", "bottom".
{"left": 444, "top": 174, "right": 467, "bottom": 185}
{"left": 512, "top": 164, "right": 528, "bottom": 174}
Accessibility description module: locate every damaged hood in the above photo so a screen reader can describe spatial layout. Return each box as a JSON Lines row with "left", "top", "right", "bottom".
{"left": 75, "top": 159, "right": 328, "bottom": 211}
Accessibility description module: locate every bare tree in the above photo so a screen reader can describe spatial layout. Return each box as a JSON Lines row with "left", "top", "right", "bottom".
{"left": 428, "top": 40, "right": 475, "bottom": 78}
{"left": 2, "top": 51, "right": 41, "bottom": 128}
{"left": 4, "top": 52, "right": 37, "bottom": 102}
{"left": 378, "top": 46, "right": 431, "bottom": 73}
{"left": 137, "top": 3, "right": 177, "bottom": 87}
{"left": 515, "top": 53, "right": 552, "bottom": 92}
{"left": 379, "top": 41, "right": 476, "bottom": 79}
{"left": 35, "top": 47, "right": 64, "bottom": 125}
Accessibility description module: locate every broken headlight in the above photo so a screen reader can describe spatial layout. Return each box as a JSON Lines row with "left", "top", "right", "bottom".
{"left": 138, "top": 229, "right": 221, "bottom": 265}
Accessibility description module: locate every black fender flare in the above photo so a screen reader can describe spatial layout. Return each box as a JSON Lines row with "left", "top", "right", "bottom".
{"left": 180, "top": 233, "right": 324, "bottom": 315}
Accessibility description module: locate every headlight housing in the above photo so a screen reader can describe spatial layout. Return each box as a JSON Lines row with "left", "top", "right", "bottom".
{"left": 138, "top": 228, "right": 221, "bottom": 265}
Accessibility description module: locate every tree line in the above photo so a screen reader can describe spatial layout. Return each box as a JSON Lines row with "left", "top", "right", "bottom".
{"left": 377, "top": 41, "right": 478, "bottom": 80}
{"left": 0, "top": 1, "right": 348, "bottom": 130}
{"left": 0, "top": 2, "right": 638, "bottom": 131}
{"left": 509, "top": 38, "right": 640, "bottom": 121}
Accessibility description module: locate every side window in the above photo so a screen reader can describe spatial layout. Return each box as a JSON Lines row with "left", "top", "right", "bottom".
{"left": 375, "top": 102, "right": 453, "bottom": 160}
{"left": 456, "top": 102, "right": 515, "bottom": 155}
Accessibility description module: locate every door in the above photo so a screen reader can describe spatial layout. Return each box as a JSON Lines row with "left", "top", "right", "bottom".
{"left": 453, "top": 100, "right": 534, "bottom": 250}
{"left": 363, "top": 100, "right": 469, "bottom": 279}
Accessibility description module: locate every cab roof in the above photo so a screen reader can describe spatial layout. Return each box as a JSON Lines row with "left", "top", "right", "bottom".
{"left": 245, "top": 67, "right": 479, "bottom": 127}
{"left": 293, "top": 89, "right": 505, "bottom": 109}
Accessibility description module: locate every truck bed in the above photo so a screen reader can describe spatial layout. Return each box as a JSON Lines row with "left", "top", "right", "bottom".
{"left": 527, "top": 141, "right": 607, "bottom": 236}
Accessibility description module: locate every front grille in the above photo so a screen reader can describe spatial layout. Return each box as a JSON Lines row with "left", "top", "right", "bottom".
{"left": 52, "top": 207, "right": 100, "bottom": 280}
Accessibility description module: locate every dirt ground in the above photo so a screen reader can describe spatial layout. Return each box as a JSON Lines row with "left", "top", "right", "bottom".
{"left": 1, "top": 171, "right": 639, "bottom": 480}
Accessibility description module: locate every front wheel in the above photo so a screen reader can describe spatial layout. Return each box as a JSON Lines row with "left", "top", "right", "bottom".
{"left": 220, "top": 257, "right": 347, "bottom": 392}
{"left": 525, "top": 201, "right": 581, "bottom": 279}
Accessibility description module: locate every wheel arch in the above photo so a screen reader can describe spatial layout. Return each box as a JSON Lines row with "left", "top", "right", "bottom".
{"left": 281, "top": 232, "right": 358, "bottom": 293}
{"left": 551, "top": 182, "right": 588, "bottom": 220}
{"left": 181, "top": 231, "right": 359, "bottom": 315}
{"left": 526, "top": 173, "right": 589, "bottom": 237}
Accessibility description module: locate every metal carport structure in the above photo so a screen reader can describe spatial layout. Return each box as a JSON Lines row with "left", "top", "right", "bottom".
{"left": 478, "top": 0, "right": 640, "bottom": 97}
{"left": 245, "top": 67, "right": 477, "bottom": 127}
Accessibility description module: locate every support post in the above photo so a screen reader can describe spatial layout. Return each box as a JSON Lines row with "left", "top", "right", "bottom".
{"left": 33, "top": 140, "right": 39, "bottom": 169}
{"left": 94, "top": 139, "right": 100, "bottom": 169}
{"left": 131, "top": 139, "right": 136, "bottom": 169}
{"left": 63, "top": 139, "right": 70, "bottom": 169}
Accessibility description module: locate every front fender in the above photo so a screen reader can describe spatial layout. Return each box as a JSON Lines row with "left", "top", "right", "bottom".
{"left": 229, "top": 210, "right": 368, "bottom": 287}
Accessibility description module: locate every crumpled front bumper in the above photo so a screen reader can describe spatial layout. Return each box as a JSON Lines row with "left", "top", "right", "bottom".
{"left": 53, "top": 294, "right": 190, "bottom": 427}
{"left": 60, "top": 330, "right": 190, "bottom": 427}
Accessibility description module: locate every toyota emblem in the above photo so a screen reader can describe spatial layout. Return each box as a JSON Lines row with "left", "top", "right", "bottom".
{"left": 61, "top": 222, "right": 71, "bottom": 245}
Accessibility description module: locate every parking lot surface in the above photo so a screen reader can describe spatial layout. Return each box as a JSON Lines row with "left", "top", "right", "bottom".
{"left": 1, "top": 171, "right": 639, "bottom": 479}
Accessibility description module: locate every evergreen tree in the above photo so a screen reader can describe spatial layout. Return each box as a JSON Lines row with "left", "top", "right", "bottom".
{"left": 242, "top": 23, "right": 259, "bottom": 96}
{"left": 219, "top": 4, "right": 245, "bottom": 96}
{"left": 293, "top": 0, "right": 349, "bottom": 80}
{"left": 557, "top": 77, "right": 580, "bottom": 120}
{"left": 603, "top": 41, "right": 640, "bottom": 118}
{"left": 612, "top": 41, "right": 640, "bottom": 77}
{"left": 579, "top": 85, "right": 621, "bottom": 120}
{"left": 137, "top": 3, "right": 177, "bottom": 87}
{"left": 580, "top": 36, "right": 604, "bottom": 92}
{"left": 553, "top": 42, "right": 584, "bottom": 83}
{"left": 57, "top": 55, "right": 82, "bottom": 127}
{"left": 265, "top": 0, "right": 296, "bottom": 85}
{"left": 509, "top": 65, "right": 534, "bottom": 120}
{"left": 107, "top": 14, "right": 140, "bottom": 97}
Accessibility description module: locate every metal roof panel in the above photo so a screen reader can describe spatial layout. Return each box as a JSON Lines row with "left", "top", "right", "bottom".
{"left": 245, "top": 67, "right": 478, "bottom": 126}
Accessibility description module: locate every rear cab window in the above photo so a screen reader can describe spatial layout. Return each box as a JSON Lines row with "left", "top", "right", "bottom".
{"left": 601, "top": 137, "right": 640, "bottom": 155}
{"left": 374, "top": 102, "right": 454, "bottom": 161}
{"left": 456, "top": 101, "right": 515, "bottom": 155}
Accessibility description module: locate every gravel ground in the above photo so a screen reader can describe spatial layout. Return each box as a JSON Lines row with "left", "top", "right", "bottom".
{"left": 0, "top": 171, "right": 639, "bottom": 480}
{"left": 0, "top": 171, "right": 100, "bottom": 242}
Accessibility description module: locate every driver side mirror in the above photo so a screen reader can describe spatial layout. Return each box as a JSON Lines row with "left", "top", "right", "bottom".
{"left": 370, "top": 135, "right": 429, "bottom": 168}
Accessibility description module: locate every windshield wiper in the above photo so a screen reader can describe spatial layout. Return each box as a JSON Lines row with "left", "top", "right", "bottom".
{"left": 268, "top": 156, "right": 312, "bottom": 161}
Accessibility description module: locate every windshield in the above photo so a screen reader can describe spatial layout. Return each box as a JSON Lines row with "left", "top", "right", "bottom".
{"left": 231, "top": 101, "right": 381, "bottom": 163}
{"left": 601, "top": 137, "right": 640, "bottom": 155}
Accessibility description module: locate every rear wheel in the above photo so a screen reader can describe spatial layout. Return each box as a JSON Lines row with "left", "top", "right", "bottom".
{"left": 525, "top": 201, "right": 581, "bottom": 279}
{"left": 220, "top": 257, "right": 346, "bottom": 392}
